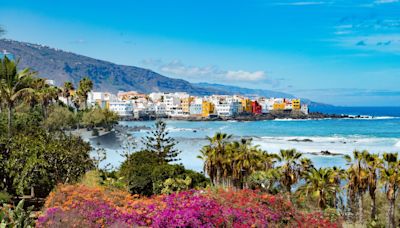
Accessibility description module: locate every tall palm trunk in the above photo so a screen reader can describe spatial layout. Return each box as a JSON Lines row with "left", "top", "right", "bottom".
{"left": 370, "top": 189, "right": 377, "bottom": 220}
{"left": 388, "top": 198, "right": 395, "bottom": 228}
{"left": 358, "top": 192, "right": 363, "bottom": 224}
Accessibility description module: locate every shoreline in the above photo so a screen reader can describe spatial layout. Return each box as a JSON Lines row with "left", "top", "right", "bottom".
{"left": 120, "top": 111, "right": 377, "bottom": 122}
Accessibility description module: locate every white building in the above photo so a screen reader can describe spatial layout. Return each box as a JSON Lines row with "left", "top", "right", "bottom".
{"left": 168, "top": 107, "right": 187, "bottom": 117}
{"left": 109, "top": 101, "right": 133, "bottom": 117}
{"left": 301, "top": 104, "right": 309, "bottom": 115}
{"left": 164, "top": 94, "right": 182, "bottom": 110}
{"left": 154, "top": 102, "right": 167, "bottom": 116}
{"left": 148, "top": 92, "right": 165, "bottom": 102}
{"left": 215, "top": 101, "right": 241, "bottom": 117}
{"left": 259, "top": 98, "right": 274, "bottom": 114}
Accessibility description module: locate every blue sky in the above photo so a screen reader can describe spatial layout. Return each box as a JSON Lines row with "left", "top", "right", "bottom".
{"left": 1, "top": 0, "right": 400, "bottom": 106}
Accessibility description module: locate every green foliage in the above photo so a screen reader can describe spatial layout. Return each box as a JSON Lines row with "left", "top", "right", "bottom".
{"left": 1, "top": 128, "right": 94, "bottom": 197}
{"left": 119, "top": 150, "right": 208, "bottom": 196}
{"left": 248, "top": 170, "right": 281, "bottom": 194}
{"left": 142, "top": 120, "right": 181, "bottom": 163}
{"left": 161, "top": 176, "right": 192, "bottom": 194}
{"left": 0, "top": 56, "right": 36, "bottom": 137}
{"left": 0, "top": 200, "right": 35, "bottom": 228}
{"left": 43, "top": 105, "right": 76, "bottom": 131}
{"left": 81, "top": 107, "right": 118, "bottom": 130}
{"left": 0, "top": 192, "right": 11, "bottom": 204}
{"left": 76, "top": 76, "right": 93, "bottom": 110}
{"left": 198, "top": 133, "right": 272, "bottom": 189}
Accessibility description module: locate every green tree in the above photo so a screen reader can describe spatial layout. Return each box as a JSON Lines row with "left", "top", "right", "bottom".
{"left": 43, "top": 105, "right": 76, "bottom": 131}
{"left": 62, "top": 81, "right": 74, "bottom": 107}
{"left": 4, "top": 130, "right": 94, "bottom": 197}
{"left": 276, "top": 149, "right": 302, "bottom": 193}
{"left": 229, "top": 138, "right": 267, "bottom": 188}
{"left": 119, "top": 150, "right": 161, "bottom": 196}
{"left": 364, "top": 153, "right": 382, "bottom": 221}
{"left": 380, "top": 153, "right": 400, "bottom": 228}
{"left": 81, "top": 108, "right": 105, "bottom": 129}
{"left": 344, "top": 150, "right": 369, "bottom": 224}
{"left": 198, "top": 132, "right": 232, "bottom": 186}
{"left": 142, "top": 120, "right": 181, "bottom": 163}
{"left": 0, "top": 57, "right": 35, "bottom": 137}
{"left": 296, "top": 167, "right": 339, "bottom": 210}
{"left": 76, "top": 77, "right": 93, "bottom": 110}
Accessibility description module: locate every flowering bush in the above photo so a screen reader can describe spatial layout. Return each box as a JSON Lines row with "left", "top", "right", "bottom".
{"left": 37, "top": 184, "right": 341, "bottom": 227}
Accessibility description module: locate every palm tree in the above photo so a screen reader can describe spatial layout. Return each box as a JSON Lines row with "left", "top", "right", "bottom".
{"left": 331, "top": 166, "right": 346, "bottom": 211}
{"left": 276, "top": 149, "right": 302, "bottom": 193}
{"left": 77, "top": 77, "right": 93, "bottom": 110}
{"left": 300, "top": 157, "right": 314, "bottom": 177}
{"left": 344, "top": 150, "right": 369, "bottom": 224}
{"left": 230, "top": 138, "right": 266, "bottom": 188}
{"left": 0, "top": 57, "right": 35, "bottom": 137}
{"left": 364, "top": 153, "right": 382, "bottom": 221}
{"left": 62, "top": 81, "right": 74, "bottom": 107}
{"left": 296, "top": 167, "right": 338, "bottom": 210}
{"left": 380, "top": 153, "right": 400, "bottom": 228}
{"left": 198, "top": 132, "right": 232, "bottom": 186}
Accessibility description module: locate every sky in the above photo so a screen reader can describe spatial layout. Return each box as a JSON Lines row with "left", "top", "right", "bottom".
{"left": 0, "top": 0, "right": 400, "bottom": 106}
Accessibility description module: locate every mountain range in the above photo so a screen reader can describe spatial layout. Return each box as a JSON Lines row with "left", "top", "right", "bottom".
{"left": 0, "top": 39, "right": 327, "bottom": 107}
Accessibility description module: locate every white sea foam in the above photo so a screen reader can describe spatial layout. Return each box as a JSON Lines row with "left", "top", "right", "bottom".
{"left": 373, "top": 116, "right": 400, "bottom": 120}
{"left": 272, "top": 118, "right": 311, "bottom": 122}
{"left": 254, "top": 136, "right": 399, "bottom": 155}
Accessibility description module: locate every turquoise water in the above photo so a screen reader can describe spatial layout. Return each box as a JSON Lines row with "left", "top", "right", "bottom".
{"left": 104, "top": 117, "right": 400, "bottom": 172}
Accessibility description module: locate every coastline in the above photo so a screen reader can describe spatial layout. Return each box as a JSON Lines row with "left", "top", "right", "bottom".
{"left": 120, "top": 111, "right": 375, "bottom": 122}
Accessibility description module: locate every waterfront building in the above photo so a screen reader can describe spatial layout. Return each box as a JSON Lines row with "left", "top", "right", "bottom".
{"left": 251, "top": 101, "right": 262, "bottom": 115}
{"left": 241, "top": 98, "right": 252, "bottom": 113}
{"left": 292, "top": 99, "right": 301, "bottom": 110}
{"left": 168, "top": 107, "right": 187, "bottom": 117}
{"left": 273, "top": 100, "right": 285, "bottom": 110}
{"left": 258, "top": 98, "right": 274, "bottom": 113}
{"left": 284, "top": 100, "right": 293, "bottom": 110}
{"left": 202, "top": 101, "right": 215, "bottom": 117}
{"left": 215, "top": 101, "right": 241, "bottom": 117}
{"left": 154, "top": 102, "right": 167, "bottom": 116}
{"left": 301, "top": 104, "right": 309, "bottom": 115}
{"left": 181, "top": 97, "right": 194, "bottom": 114}
{"left": 109, "top": 101, "right": 133, "bottom": 116}
{"left": 164, "top": 94, "right": 182, "bottom": 110}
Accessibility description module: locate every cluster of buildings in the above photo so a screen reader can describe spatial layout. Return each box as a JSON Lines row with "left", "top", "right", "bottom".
{"left": 70, "top": 91, "right": 309, "bottom": 118}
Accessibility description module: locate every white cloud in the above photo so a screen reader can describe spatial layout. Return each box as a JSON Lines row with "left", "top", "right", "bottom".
{"left": 142, "top": 59, "right": 266, "bottom": 82}
{"left": 159, "top": 60, "right": 220, "bottom": 77}
{"left": 226, "top": 70, "right": 265, "bottom": 81}
{"left": 374, "top": 0, "right": 399, "bottom": 4}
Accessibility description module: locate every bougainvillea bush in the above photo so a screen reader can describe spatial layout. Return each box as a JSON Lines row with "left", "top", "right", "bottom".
{"left": 37, "top": 184, "right": 341, "bottom": 227}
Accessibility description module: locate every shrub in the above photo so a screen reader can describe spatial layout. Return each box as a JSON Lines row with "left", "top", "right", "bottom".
{"left": 37, "top": 184, "right": 342, "bottom": 227}
{"left": 0, "top": 200, "right": 35, "bottom": 227}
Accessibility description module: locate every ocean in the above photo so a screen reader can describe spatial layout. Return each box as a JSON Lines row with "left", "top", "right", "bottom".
{"left": 95, "top": 106, "right": 400, "bottom": 172}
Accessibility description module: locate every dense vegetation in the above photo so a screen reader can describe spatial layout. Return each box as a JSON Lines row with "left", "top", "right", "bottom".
{"left": 1, "top": 56, "right": 399, "bottom": 227}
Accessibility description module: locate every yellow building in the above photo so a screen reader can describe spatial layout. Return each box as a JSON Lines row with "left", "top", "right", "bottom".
{"left": 292, "top": 99, "right": 301, "bottom": 110}
{"left": 241, "top": 98, "right": 252, "bottom": 113}
{"left": 202, "top": 101, "right": 215, "bottom": 117}
{"left": 181, "top": 97, "right": 194, "bottom": 114}
{"left": 273, "top": 103, "right": 285, "bottom": 110}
